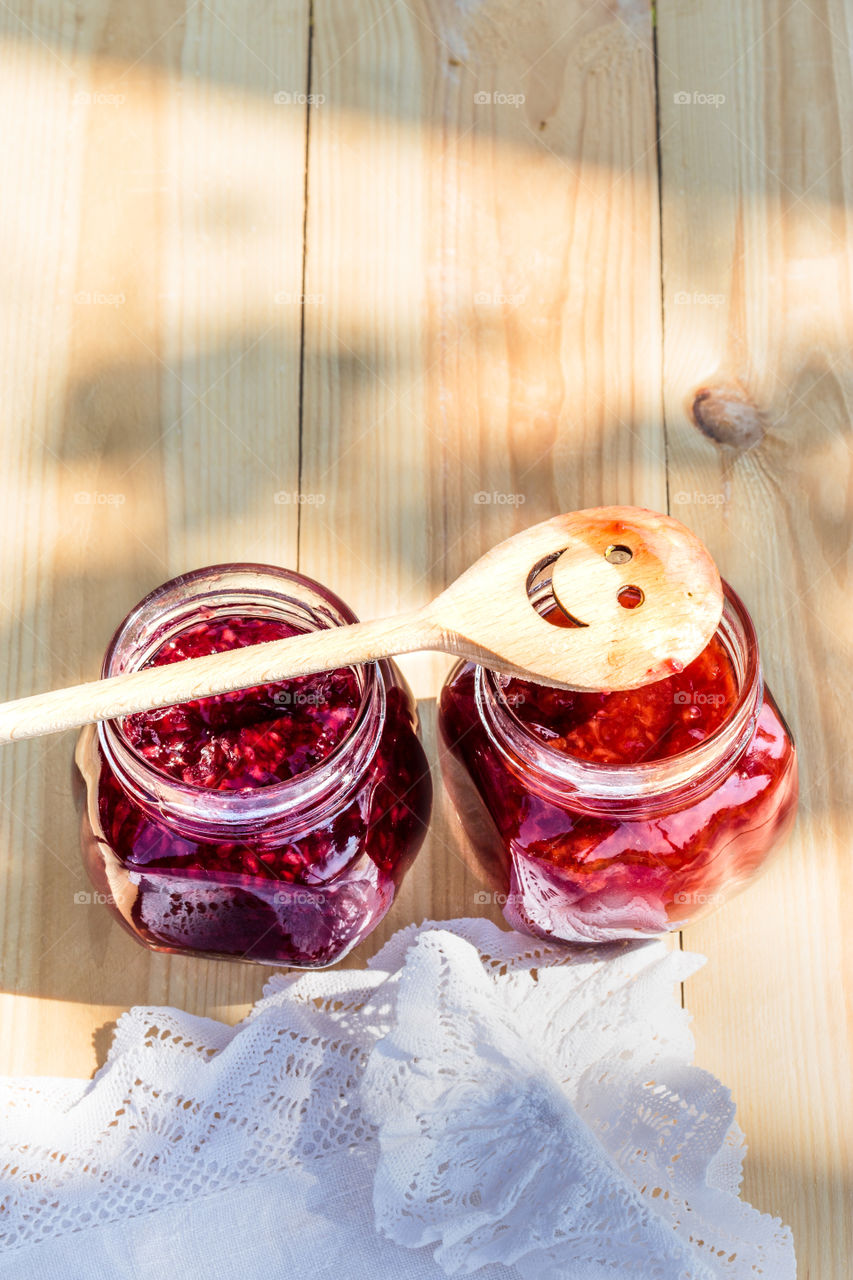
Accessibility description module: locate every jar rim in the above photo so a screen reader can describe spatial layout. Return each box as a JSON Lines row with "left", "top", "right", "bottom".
{"left": 476, "top": 579, "right": 763, "bottom": 804}
{"left": 97, "top": 563, "right": 385, "bottom": 833}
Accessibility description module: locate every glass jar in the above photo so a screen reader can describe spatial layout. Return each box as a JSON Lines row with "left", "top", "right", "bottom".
{"left": 76, "top": 564, "right": 432, "bottom": 967}
{"left": 437, "top": 581, "right": 797, "bottom": 943}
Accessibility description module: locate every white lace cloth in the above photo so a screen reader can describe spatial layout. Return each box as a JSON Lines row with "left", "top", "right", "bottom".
{"left": 0, "top": 919, "right": 795, "bottom": 1279}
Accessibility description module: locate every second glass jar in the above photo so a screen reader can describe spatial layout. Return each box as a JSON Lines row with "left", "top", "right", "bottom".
{"left": 437, "top": 581, "right": 798, "bottom": 943}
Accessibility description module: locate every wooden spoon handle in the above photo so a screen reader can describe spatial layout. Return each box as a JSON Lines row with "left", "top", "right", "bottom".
{"left": 0, "top": 508, "right": 723, "bottom": 744}
{"left": 0, "top": 611, "right": 440, "bottom": 745}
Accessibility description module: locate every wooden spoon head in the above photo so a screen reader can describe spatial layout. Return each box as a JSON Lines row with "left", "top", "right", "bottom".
{"left": 431, "top": 507, "right": 723, "bottom": 691}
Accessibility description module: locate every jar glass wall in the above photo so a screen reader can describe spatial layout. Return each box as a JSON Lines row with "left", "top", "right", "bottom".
{"left": 76, "top": 565, "right": 432, "bottom": 967}
{"left": 437, "top": 582, "right": 797, "bottom": 943}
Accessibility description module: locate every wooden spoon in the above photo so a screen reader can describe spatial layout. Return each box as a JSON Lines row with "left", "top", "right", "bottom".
{"left": 0, "top": 507, "right": 722, "bottom": 744}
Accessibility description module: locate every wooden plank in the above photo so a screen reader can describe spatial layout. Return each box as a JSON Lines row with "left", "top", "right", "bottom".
{"left": 0, "top": 2, "right": 310, "bottom": 1075}
{"left": 300, "top": 0, "right": 666, "bottom": 963}
{"left": 657, "top": 1, "right": 853, "bottom": 1273}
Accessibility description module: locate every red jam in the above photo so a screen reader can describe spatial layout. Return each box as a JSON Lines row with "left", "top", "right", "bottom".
{"left": 122, "top": 616, "right": 361, "bottom": 790}
{"left": 438, "top": 588, "right": 797, "bottom": 942}
{"left": 499, "top": 633, "right": 738, "bottom": 765}
{"left": 77, "top": 575, "right": 432, "bottom": 968}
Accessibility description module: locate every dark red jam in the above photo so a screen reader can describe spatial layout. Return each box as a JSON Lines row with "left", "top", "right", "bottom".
{"left": 438, "top": 592, "right": 797, "bottom": 942}
{"left": 77, "top": 594, "right": 431, "bottom": 968}
{"left": 122, "top": 615, "right": 361, "bottom": 790}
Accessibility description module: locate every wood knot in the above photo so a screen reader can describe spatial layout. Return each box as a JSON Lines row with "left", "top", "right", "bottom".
{"left": 690, "top": 383, "right": 766, "bottom": 450}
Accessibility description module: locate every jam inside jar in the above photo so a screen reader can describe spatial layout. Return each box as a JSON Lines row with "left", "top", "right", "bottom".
{"left": 76, "top": 565, "right": 432, "bottom": 967}
{"left": 438, "top": 581, "right": 798, "bottom": 943}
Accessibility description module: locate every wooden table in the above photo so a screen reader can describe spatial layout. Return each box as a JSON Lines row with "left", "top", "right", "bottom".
{"left": 0, "top": 1, "right": 850, "bottom": 1272}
